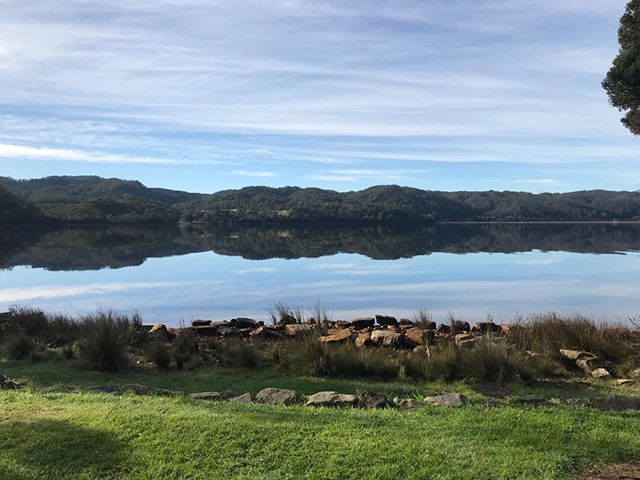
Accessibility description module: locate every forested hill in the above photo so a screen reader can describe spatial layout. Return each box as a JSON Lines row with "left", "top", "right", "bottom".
{"left": 0, "top": 176, "right": 203, "bottom": 225}
{"left": 187, "top": 185, "right": 640, "bottom": 224}
{"left": 0, "top": 185, "right": 49, "bottom": 225}
{"left": 2, "top": 176, "right": 640, "bottom": 225}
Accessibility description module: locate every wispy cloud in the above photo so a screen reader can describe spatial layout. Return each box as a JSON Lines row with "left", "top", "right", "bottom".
{"left": 232, "top": 169, "right": 277, "bottom": 177}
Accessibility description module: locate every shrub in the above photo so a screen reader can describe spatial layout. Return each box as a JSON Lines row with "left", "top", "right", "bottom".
{"left": 3, "top": 332, "right": 35, "bottom": 360}
{"left": 1, "top": 307, "right": 79, "bottom": 346}
{"left": 146, "top": 341, "right": 171, "bottom": 370}
{"left": 173, "top": 332, "right": 199, "bottom": 370}
{"left": 79, "top": 312, "right": 131, "bottom": 372}
{"left": 303, "top": 339, "right": 399, "bottom": 380}
{"left": 219, "top": 339, "right": 263, "bottom": 368}
{"left": 508, "top": 313, "right": 637, "bottom": 364}
{"left": 268, "top": 301, "right": 305, "bottom": 325}
{"left": 412, "top": 308, "right": 434, "bottom": 329}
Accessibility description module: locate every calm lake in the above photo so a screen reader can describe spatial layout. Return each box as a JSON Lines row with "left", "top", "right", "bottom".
{"left": 1, "top": 223, "right": 639, "bottom": 326}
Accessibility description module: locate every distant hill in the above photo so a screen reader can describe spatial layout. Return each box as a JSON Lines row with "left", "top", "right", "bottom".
{"left": 186, "top": 185, "right": 640, "bottom": 225}
{"left": 2, "top": 176, "right": 640, "bottom": 225}
{"left": 0, "top": 184, "right": 49, "bottom": 225}
{"left": 0, "top": 176, "right": 203, "bottom": 225}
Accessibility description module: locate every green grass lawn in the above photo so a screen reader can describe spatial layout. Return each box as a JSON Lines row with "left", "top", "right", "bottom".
{"left": 2, "top": 360, "right": 640, "bottom": 479}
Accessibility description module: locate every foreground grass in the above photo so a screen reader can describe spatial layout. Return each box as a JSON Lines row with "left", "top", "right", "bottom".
{"left": 1, "top": 361, "right": 640, "bottom": 480}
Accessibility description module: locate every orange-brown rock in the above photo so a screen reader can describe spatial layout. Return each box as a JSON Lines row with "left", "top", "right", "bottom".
{"left": 319, "top": 328, "right": 353, "bottom": 344}
{"left": 404, "top": 328, "right": 425, "bottom": 347}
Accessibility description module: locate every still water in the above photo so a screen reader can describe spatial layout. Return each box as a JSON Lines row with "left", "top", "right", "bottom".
{"left": 1, "top": 223, "right": 638, "bottom": 325}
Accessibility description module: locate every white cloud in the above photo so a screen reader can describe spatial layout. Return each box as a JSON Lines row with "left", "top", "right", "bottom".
{"left": 232, "top": 169, "right": 277, "bottom": 177}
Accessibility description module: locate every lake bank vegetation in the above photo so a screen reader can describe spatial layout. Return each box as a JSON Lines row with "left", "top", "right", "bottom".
{"left": 3, "top": 176, "right": 640, "bottom": 226}
{"left": 2, "top": 306, "right": 638, "bottom": 386}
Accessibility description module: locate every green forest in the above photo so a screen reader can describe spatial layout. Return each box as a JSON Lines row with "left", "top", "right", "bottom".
{"left": 2, "top": 176, "right": 640, "bottom": 226}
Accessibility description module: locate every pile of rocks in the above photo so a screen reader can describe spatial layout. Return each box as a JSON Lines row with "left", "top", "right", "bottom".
{"left": 144, "top": 315, "right": 514, "bottom": 350}
{"left": 558, "top": 349, "right": 638, "bottom": 384}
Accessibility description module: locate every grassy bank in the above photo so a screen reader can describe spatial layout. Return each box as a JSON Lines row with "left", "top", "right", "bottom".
{"left": 1, "top": 361, "right": 640, "bottom": 480}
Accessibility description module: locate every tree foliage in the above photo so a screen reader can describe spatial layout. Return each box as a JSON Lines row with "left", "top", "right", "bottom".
{"left": 603, "top": 0, "right": 640, "bottom": 135}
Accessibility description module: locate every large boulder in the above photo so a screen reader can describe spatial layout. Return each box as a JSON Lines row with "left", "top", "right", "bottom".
{"left": 192, "top": 320, "right": 212, "bottom": 327}
{"left": 423, "top": 393, "right": 468, "bottom": 408}
{"left": 454, "top": 333, "right": 478, "bottom": 348}
{"left": 285, "top": 324, "right": 316, "bottom": 336}
{"left": 591, "top": 368, "right": 612, "bottom": 380}
{"left": 375, "top": 315, "right": 398, "bottom": 326}
{"left": 193, "top": 325, "right": 220, "bottom": 337}
{"left": 319, "top": 328, "right": 353, "bottom": 344}
{"left": 559, "top": 349, "right": 603, "bottom": 373}
{"left": 435, "top": 324, "right": 451, "bottom": 335}
{"left": 306, "top": 391, "right": 357, "bottom": 407}
{"left": 370, "top": 330, "right": 403, "bottom": 348}
{"left": 256, "top": 388, "right": 298, "bottom": 406}
{"left": 356, "top": 390, "right": 388, "bottom": 409}
{"left": 450, "top": 320, "right": 470, "bottom": 334}
{"left": 230, "top": 317, "right": 260, "bottom": 329}
{"left": 404, "top": 328, "right": 425, "bottom": 347}
{"left": 355, "top": 332, "right": 373, "bottom": 348}
{"left": 350, "top": 318, "right": 375, "bottom": 330}
{"left": 250, "top": 326, "right": 285, "bottom": 340}
{"left": 399, "top": 318, "right": 415, "bottom": 327}
{"left": 189, "top": 391, "right": 239, "bottom": 401}
{"left": 471, "top": 322, "right": 500, "bottom": 334}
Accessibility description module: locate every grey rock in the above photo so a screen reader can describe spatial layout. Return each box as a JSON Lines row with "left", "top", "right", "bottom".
{"left": 392, "top": 397, "right": 423, "bottom": 410}
{"left": 256, "top": 388, "right": 298, "bottom": 406}
{"left": 370, "top": 330, "right": 403, "bottom": 348}
{"left": 356, "top": 390, "right": 388, "bottom": 409}
{"left": 0, "top": 374, "right": 22, "bottom": 390}
{"left": 423, "top": 392, "right": 468, "bottom": 408}
{"left": 229, "top": 393, "right": 253, "bottom": 403}
{"left": 375, "top": 315, "right": 398, "bottom": 326}
{"left": 591, "top": 368, "right": 612, "bottom": 380}
{"left": 589, "top": 395, "right": 640, "bottom": 412}
{"left": 306, "top": 391, "right": 357, "bottom": 407}
{"left": 190, "top": 391, "right": 239, "bottom": 401}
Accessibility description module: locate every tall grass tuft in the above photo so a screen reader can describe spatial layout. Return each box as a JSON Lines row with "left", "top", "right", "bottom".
{"left": 507, "top": 313, "right": 637, "bottom": 364}
{"left": 78, "top": 312, "right": 132, "bottom": 372}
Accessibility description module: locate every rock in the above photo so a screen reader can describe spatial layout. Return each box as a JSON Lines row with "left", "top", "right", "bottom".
{"left": 217, "top": 326, "right": 238, "bottom": 337}
{"left": 256, "top": 388, "right": 298, "bottom": 406}
{"left": 615, "top": 379, "right": 635, "bottom": 387}
{"left": 229, "top": 393, "right": 253, "bottom": 403}
{"left": 278, "top": 314, "right": 298, "bottom": 326}
{"left": 285, "top": 324, "right": 315, "bottom": 336}
{"left": 319, "top": 328, "right": 353, "bottom": 344}
{"left": 589, "top": 395, "right": 640, "bottom": 412}
{"left": 154, "top": 389, "right": 185, "bottom": 397}
{"left": 190, "top": 391, "right": 239, "bottom": 401}
{"left": 370, "top": 330, "right": 403, "bottom": 348}
{"left": 192, "top": 325, "right": 220, "bottom": 337}
{"left": 399, "top": 318, "right": 415, "bottom": 326}
{"left": 499, "top": 324, "right": 518, "bottom": 335}
{"left": 591, "top": 368, "right": 612, "bottom": 380}
{"left": 420, "top": 321, "right": 437, "bottom": 331}
{"left": 192, "top": 320, "right": 212, "bottom": 327}
{"left": 0, "top": 374, "right": 21, "bottom": 390}
{"left": 350, "top": 317, "right": 375, "bottom": 330}
{"left": 149, "top": 323, "right": 173, "bottom": 340}
{"left": 404, "top": 328, "right": 425, "bottom": 347}
{"left": 412, "top": 346, "right": 428, "bottom": 354}
{"left": 393, "top": 397, "right": 423, "bottom": 410}
{"left": 435, "top": 324, "right": 451, "bottom": 335}
{"left": 454, "top": 333, "right": 477, "bottom": 347}
{"left": 471, "top": 322, "right": 500, "bottom": 334}
{"left": 250, "top": 326, "right": 285, "bottom": 340}
{"left": 630, "top": 368, "right": 640, "bottom": 379}
{"left": 306, "top": 391, "right": 357, "bottom": 407}
{"left": 356, "top": 390, "right": 388, "bottom": 409}
{"left": 450, "top": 320, "right": 470, "bottom": 334}
{"left": 230, "top": 317, "right": 260, "bottom": 329}
{"left": 423, "top": 393, "right": 468, "bottom": 408}
{"left": 375, "top": 315, "right": 398, "bottom": 326}
{"left": 355, "top": 332, "right": 373, "bottom": 348}
{"left": 559, "top": 349, "right": 597, "bottom": 362}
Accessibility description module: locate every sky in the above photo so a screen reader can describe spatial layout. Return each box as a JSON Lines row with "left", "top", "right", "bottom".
{"left": 0, "top": 0, "right": 637, "bottom": 194}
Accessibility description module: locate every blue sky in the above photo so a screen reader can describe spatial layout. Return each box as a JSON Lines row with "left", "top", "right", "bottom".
{"left": 0, "top": 0, "right": 637, "bottom": 193}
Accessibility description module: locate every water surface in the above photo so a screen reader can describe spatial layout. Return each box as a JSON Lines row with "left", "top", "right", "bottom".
{"left": 1, "top": 223, "right": 638, "bottom": 325}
